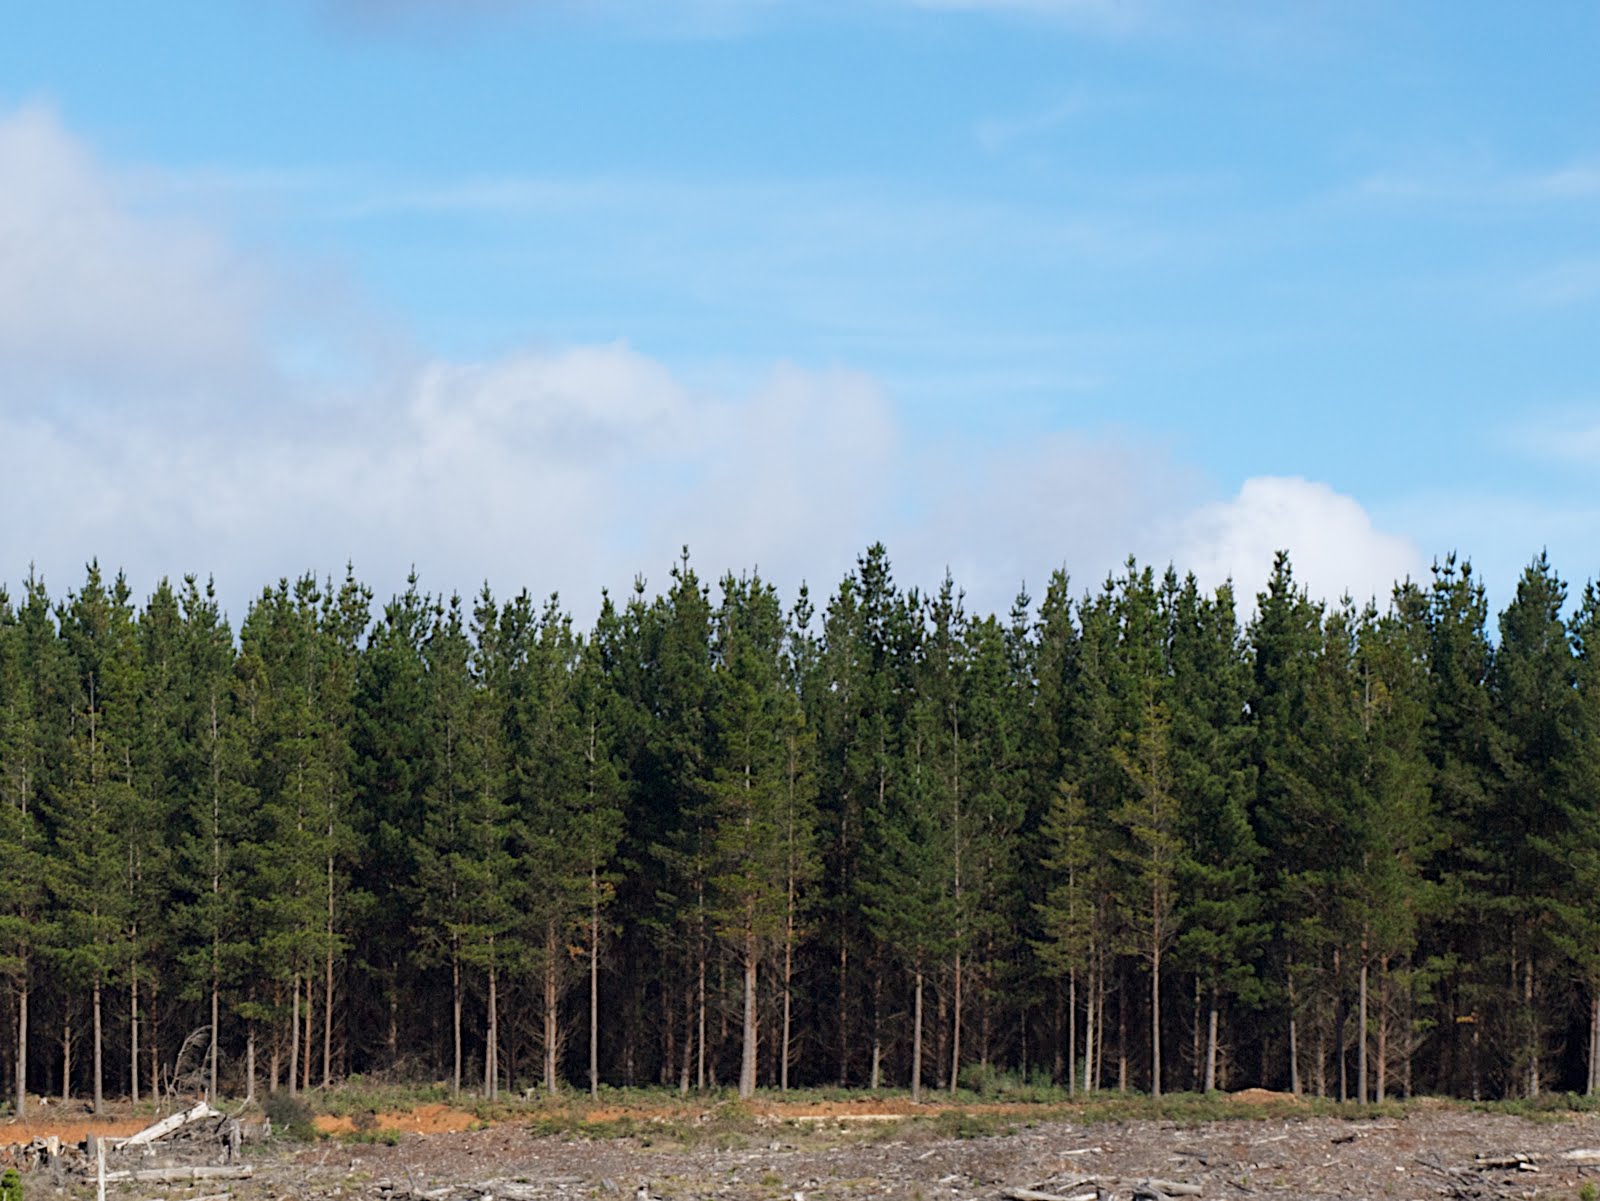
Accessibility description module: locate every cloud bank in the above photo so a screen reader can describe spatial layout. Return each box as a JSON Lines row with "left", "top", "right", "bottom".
{"left": 0, "top": 105, "right": 1420, "bottom": 622}
{"left": 1176, "top": 476, "right": 1425, "bottom": 610}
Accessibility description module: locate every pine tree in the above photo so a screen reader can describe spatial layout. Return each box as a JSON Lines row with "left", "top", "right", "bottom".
{"left": 506, "top": 593, "right": 595, "bottom": 1094}
{"left": 411, "top": 593, "right": 478, "bottom": 1096}
{"left": 957, "top": 612, "right": 1026, "bottom": 1085}
{"left": 569, "top": 625, "right": 625, "bottom": 1098}
{"left": 461, "top": 587, "right": 518, "bottom": 1099}
{"left": 1248, "top": 551, "right": 1325, "bottom": 1094}
{"left": 775, "top": 586, "right": 821, "bottom": 1091}
{"left": 917, "top": 575, "right": 971, "bottom": 1091}
{"left": 834, "top": 548, "right": 920, "bottom": 1089}
{"left": 171, "top": 577, "right": 252, "bottom": 1100}
{"left": 129, "top": 580, "right": 185, "bottom": 1102}
{"left": 1489, "top": 553, "right": 1574, "bottom": 1096}
{"left": 1555, "top": 581, "right": 1600, "bottom": 1095}
{"left": 352, "top": 575, "right": 433, "bottom": 1074}
{"left": 1026, "top": 570, "right": 1083, "bottom": 1087}
{"left": 51, "top": 564, "right": 143, "bottom": 1112}
{"left": 240, "top": 572, "right": 368, "bottom": 1094}
{"left": 861, "top": 619, "right": 956, "bottom": 1102}
{"left": 1420, "top": 555, "right": 1498, "bottom": 1097}
{"left": 706, "top": 573, "right": 794, "bottom": 1098}
{"left": 1060, "top": 578, "right": 1127, "bottom": 1092}
{"left": 1166, "top": 574, "right": 1263, "bottom": 1093}
{"left": 0, "top": 572, "right": 70, "bottom": 1114}
{"left": 1353, "top": 585, "right": 1435, "bottom": 1100}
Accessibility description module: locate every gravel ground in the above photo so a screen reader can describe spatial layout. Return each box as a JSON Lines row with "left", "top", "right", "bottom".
{"left": 228, "top": 1106, "right": 1600, "bottom": 1201}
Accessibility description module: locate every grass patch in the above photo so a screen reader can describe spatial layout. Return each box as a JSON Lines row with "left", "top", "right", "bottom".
{"left": 262, "top": 1092, "right": 320, "bottom": 1142}
{"left": 928, "top": 1110, "right": 1018, "bottom": 1140}
{"left": 310, "top": 1077, "right": 452, "bottom": 1118}
{"left": 340, "top": 1128, "right": 403, "bottom": 1146}
{"left": 1468, "top": 1093, "right": 1600, "bottom": 1122}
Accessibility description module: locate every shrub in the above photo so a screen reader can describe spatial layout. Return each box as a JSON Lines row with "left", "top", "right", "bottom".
{"left": 263, "top": 1092, "right": 319, "bottom": 1142}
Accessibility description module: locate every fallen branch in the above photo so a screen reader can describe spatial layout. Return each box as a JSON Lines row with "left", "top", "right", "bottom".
{"left": 1474, "top": 1154, "right": 1536, "bottom": 1169}
{"left": 102, "top": 1165, "right": 253, "bottom": 1184}
{"left": 1139, "top": 1181, "right": 1201, "bottom": 1197}
{"left": 117, "top": 1102, "right": 224, "bottom": 1149}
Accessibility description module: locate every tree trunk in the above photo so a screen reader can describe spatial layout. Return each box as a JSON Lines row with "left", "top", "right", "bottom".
{"left": 1334, "top": 947, "right": 1347, "bottom": 1104}
{"left": 1377, "top": 957, "right": 1389, "bottom": 1102}
{"left": 148, "top": 978, "right": 159, "bottom": 1102}
{"left": 1526, "top": 956, "right": 1539, "bottom": 1097}
{"left": 289, "top": 973, "right": 300, "bottom": 1096}
{"left": 130, "top": 965, "right": 139, "bottom": 1104}
{"left": 15, "top": 975, "right": 27, "bottom": 1118}
{"left": 1286, "top": 955, "right": 1301, "bottom": 1096}
{"left": 870, "top": 969, "right": 883, "bottom": 1090}
{"left": 1084, "top": 957, "right": 1097, "bottom": 1094}
{"left": 1067, "top": 969, "right": 1077, "bottom": 1097}
{"left": 62, "top": 1017, "right": 71, "bottom": 1104}
{"left": 452, "top": 948, "right": 463, "bottom": 1098}
{"left": 696, "top": 945, "right": 707, "bottom": 1093}
{"left": 1205, "top": 990, "right": 1219, "bottom": 1093}
{"left": 739, "top": 942, "right": 757, "bottom": 1100}
{"left": 209, "top": 958, "right": 220, "bottom": 1101}
{"left": 245, "top": 1020, "right": 256, "bottom": 1104}
{"left": 781, "top": 910, "right": 795, "bottom": 1093}
{"left": 302, "top": 975, "right": 313, "bottom": 1092}
{"left": 544, "top": 922, "right": 559, "bottom": 1094}
{"left": 1357, "top": 952, "right": 1369, "bottom": 1105}
{"left": 1191, "top": 975, "right": 1202, "bottom": 1092}
{"left": 950, "top": 949, "right": 963, "bottom": 1095}
{"left": 1150, "top": 944, "right": 1162, "bottom": 1098}
{"left": 485, "top": 954, "right": 499, "bottom": 1101}
{"left": 837, "top": 932, "right": 849, "bottom": 1087}
{"left": 589, "top": 888, "right": 600, "bottom": 1101}
{"left": 323, "top": 857, "right": 336, "bottom": 1091}
{"left": 1117, "top": 970, "right": 1127, "bottom": 1093}
{"left": 911, "top": 969, "right": 924, "bottom": 1104}
{"left": 1588, "top": 991, "right": 1600, "bottom": 1098}
{"left": 92, "top": 977, "right": 103, "bottom": 1114}
{"left": 677, "top": 984, "right": 691, "bottom": 1094}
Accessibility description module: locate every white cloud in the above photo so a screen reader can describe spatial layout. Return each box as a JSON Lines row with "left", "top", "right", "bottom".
{"left": 1175, "top": 476, "right": 1424, "bottom": 608}
{"left": 905, "top": 429, "right": 1204, "bottom": 605}
{"left": 0, "top": 103, "right": 266, "bottom": 395}
{"left": 0, "top": 104, "right": 1425, "bottom": 628}
{"left": 0, "top": 330, "right": 905, "bottom": 622}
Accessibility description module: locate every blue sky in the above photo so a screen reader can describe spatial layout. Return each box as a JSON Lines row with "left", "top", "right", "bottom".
{"left": 2, "top": 0, "right": 1597, "bottom": 621}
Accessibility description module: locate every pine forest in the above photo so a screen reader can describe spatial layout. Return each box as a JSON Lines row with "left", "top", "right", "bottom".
{"left": 4, "top": 544, "right": 1600, "bottom": 1117}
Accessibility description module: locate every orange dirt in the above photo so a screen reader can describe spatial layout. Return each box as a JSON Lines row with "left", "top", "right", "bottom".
{"left": 0, "top": 1115, "right": 148, "bottom": 1144}
{"left": 314, "top": 1102, "right": 479, "bottom": 1136}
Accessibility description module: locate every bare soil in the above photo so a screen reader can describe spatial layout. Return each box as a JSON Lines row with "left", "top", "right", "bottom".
{"left": 19, "top": 1097, "right": 1600, "bottom": 1201}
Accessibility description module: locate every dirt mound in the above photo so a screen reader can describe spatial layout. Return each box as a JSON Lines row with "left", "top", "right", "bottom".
{"left": 1228, "top": 1086, "right": 1306, "bottom": 1105}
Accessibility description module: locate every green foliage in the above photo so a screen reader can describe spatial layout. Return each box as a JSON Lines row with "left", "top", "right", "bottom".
{"left": 263, "top": 1091, "right": 319, "bottom": 1141}
{"left": 930, "top": 1110, "right": 1016, "bottom": 1140}
{"left": 8, "top": 544, "right": 1600, "bottom": 1107}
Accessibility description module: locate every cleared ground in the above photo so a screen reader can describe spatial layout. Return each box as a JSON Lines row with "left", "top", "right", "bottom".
{"left": 10, "top": 1092, "right": 1600, "bottom": 1200}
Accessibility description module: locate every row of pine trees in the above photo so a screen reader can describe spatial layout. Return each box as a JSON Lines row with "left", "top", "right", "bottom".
{"left": 1, "top": 545, "right": 1598, "bottom": 1116}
